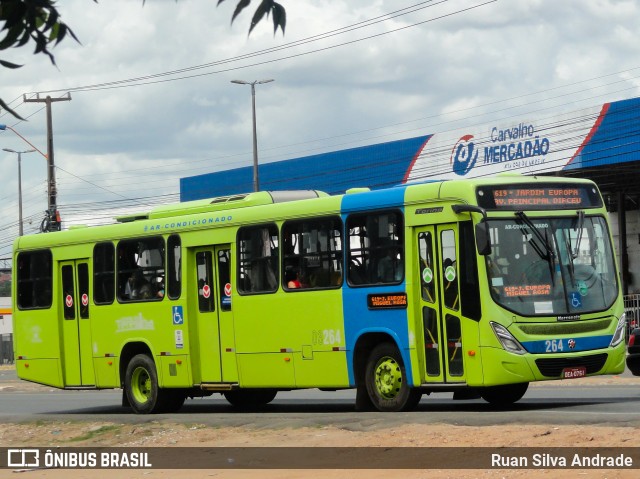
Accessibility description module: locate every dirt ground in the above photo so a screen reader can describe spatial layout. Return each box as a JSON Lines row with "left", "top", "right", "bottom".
{"left": 2, "top": 367, "right": 640, "bottom": 479}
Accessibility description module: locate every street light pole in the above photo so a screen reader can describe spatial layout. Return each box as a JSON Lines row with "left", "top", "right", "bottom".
{"left": 3, "top": 148, "right": 37, "bottom": 236}
{"left": 231, "top": 79, "right": 274, "bottom": 192}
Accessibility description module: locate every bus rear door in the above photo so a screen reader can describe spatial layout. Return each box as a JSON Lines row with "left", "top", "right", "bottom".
{"left": 190, "top": 245, "right": 237, "bottom": 384}
{"left": 416, "top": 225, "right": 466, "bottom": 384}
{"left": 59, "top": 260, "right": 95, "bottom": 386}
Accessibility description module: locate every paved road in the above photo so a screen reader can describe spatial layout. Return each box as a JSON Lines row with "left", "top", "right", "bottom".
{"left": 2, "top": 366, "right": 639, "bottom": 429}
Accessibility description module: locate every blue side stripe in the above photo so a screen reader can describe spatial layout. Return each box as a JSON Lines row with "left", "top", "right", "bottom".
{"left": 521, "top": 335, "right": 612, "bottom": 354}
{"left": 340, "top": 187, "right": 413, "bottom": 386}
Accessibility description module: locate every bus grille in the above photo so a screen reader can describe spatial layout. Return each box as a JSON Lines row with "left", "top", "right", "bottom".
{"left": 535, "top": 353, "right": 608, "bottom": 377}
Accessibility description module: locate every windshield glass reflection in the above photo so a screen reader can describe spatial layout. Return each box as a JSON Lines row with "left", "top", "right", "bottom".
{"left": 485, "top": 215, "right": 618, "bottom": 316}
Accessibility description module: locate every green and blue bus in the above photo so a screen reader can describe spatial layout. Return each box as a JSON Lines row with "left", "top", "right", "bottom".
{"left": 12, "top": 174, "right": 626, "bottom": 413}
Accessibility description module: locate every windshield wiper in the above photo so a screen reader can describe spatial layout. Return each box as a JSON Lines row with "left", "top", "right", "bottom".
{"left": 572, "top": 210, "right": 585, "bottom": 259}
{"left": 515, "top": 212, "right": 553, "bottom": 260}
{"left": 563, "top": 228, "right": 576, "bottom": 287}
{"left": 515, "top": 211, "right": 557, "bottom": 284}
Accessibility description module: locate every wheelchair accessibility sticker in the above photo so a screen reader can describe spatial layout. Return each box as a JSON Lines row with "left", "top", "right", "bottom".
{"left": 173, "top": 306, "right": 184, "bottom": 325}
{"left": 569, "top": 292, "right": 582, "bottom": 309}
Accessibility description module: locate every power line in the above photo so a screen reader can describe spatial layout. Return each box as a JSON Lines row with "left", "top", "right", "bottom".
{"left": 27, "top": 1, "right": 493, "bottom": 94}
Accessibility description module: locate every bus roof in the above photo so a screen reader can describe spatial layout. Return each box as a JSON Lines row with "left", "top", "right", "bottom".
{"left": 115, "top": 190, "right": 329, "bottom": 223}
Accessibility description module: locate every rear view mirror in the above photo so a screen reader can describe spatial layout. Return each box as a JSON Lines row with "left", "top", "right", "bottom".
{"left": 451, "top": 204, "right": 491, "bottom": 256}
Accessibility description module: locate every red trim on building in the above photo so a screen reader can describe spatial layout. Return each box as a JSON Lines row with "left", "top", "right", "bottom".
{"left": 402, "top": 136, "right": 432, "bottom": 183}
{"left": 565, "top": 103, "right": 610, "bottom": 168}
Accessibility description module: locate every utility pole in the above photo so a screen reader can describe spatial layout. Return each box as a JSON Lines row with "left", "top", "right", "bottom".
{"left": 230, "top": 79, "right": 274, "bottom": 192}
{"left": 3, "top": 148, "right": 36, "bottom": 236}
{"left": 23, "top": 93, "right": 71, "bottom": 231}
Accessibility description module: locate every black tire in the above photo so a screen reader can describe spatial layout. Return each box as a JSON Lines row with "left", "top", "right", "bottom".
{"left": 364, "top": 343, "right": 422, "bottom": 412}
{"left": 125, "top": 354, "right": 161, "bottom": 414}
{"left": 224, "top": 389, "right": 278, "bottom": 409}
{"left": 480, "top": 382, "right": 529, "bottom": 406}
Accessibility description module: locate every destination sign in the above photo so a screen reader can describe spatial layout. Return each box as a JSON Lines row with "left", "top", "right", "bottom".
{"left": 476, "top": 184, "right": 602, "bottom": 210}
{"left": 367, "top": 293, "right": 408, "bottom": 309}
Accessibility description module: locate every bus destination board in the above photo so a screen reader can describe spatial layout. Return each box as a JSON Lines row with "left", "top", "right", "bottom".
{"left": 367, "top": 293, "right": 408, "bottom": 309}
{"left": 476, "top": 184, "right": 602, "bottom": 210}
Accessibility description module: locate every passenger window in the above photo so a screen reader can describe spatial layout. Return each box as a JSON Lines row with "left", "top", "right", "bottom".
{"left": 237, "top": 224, "right": 279, "bottom": 294}
{"left": 94, "top": 242, "right": 115, "bottom": 304}
{"left": 347, "top": 211, "right": 404, "bottom": 286}
{"left": 117, "top": 237, "right": 165, "bottom": 302}
{"left": 282, "top": 217, "right": 343, "bottom": 291}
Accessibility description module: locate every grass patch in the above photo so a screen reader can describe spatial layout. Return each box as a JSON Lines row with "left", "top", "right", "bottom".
{"left": 66, "top": 424, "right": 123, "bottom": 443}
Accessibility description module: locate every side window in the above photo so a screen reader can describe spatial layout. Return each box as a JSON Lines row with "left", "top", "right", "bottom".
{"left": 94, "top": 243, "right": 115, "bottom": 304}
{"left": 167, "top": 235, "right": 181, "bottom": 300}
{"left": 347, "top": 211, "right": 404, "bottom": 286}
{"left": 16, "top": 250, "right": 52, "bottom": 309}
{"left": 282, "top": 217, "right": 343, "bottom": 291}
{"left": 117, "top": 237, "right": 165, "bottom": 302}
{"left": 196, "top": 252, "right": 215, "bottom": 312}
{"left": 237, "top": 224, "right": 279, "bottom": 294}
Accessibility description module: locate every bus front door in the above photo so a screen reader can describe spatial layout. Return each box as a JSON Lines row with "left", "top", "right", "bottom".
{"left": 191, "top": 246, "right": 237, "bottom": 384}
{"left": 416, "top": 225, "right": 466, "bottom": 384}
{"left": 59, "top": 260, "right": 95, "bottom": 386}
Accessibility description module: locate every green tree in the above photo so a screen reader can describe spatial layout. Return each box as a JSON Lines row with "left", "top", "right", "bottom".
{"left": 0, "top": 0, "right": 286, "bottom": 118}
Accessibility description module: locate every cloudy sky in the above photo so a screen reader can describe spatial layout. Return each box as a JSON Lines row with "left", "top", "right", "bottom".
{"left": 1, "top": 0, "right": 640, "bottom": 257}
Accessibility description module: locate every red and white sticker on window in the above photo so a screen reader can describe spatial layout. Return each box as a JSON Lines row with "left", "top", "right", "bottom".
{"left": 65, "top": 295, "right": 73, "bottom": 308}
{"left": 202, "top": 284, "right": 211, "bottom": 299}
{"left": 224, "top": 283, "right": 232, "bottom": 297}
{"left": 81, "top": 293, "right": 89, "bottom": 307}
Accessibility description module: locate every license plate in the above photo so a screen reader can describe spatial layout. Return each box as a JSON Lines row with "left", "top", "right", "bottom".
{"left": 562, "top": 366, "right": 587, "bottom": 379}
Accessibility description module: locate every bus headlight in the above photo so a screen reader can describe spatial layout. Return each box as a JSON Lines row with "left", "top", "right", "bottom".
{"left": 490, "top": 322, "right": 527, "bottom": 355}
{"left": 610, "top": 313, "right": 627, "bottom": 348}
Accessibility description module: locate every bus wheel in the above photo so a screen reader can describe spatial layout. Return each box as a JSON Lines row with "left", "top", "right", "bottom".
{"left": 480, "top": 382, "right": 529, "bottom": 406}
{"left": 125, "top": 354, "right": 161, "bottom": 414}
{"left": 365, "top": 343, "right": 421, "bottom": 412}
{"left": 223, "top": 389, "right": 277, "bottom": 409}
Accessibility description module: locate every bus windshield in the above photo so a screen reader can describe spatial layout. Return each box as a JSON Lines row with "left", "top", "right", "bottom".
{"left": 485, "top": 214, "right": 618, "bottom": 316}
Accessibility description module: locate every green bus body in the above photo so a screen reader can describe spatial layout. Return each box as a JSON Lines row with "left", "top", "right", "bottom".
{"left": 12, "top": 176, "right": 627, "bottom": 413}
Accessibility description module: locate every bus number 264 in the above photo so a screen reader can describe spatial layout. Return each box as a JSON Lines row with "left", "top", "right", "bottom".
{"left": 545, "top": 339, "right": 564, "bottom": 352}
{"left": 312, "top": 329, "right": 342, "bottom": 346}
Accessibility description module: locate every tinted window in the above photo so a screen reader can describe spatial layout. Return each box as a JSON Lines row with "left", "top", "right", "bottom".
{"left": 16, "top": 250, "right": 52, "bottom": 309}
{"left": 347, "top": 211, "right": 404, "bottom": 286}
{"left": 94, "top": 243, "right": 115, "bottom": 304}
{"left": 196, "top": 251, "right": 215, "bottom": 312}
{"left": 117, "top": 237, "right": 165, "bottom": 302}
{"left": 282, "top": 217, "right": 343, "bottom": 290}
{"left": 238, "top": 224, "right": 279, "bottom": 294}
